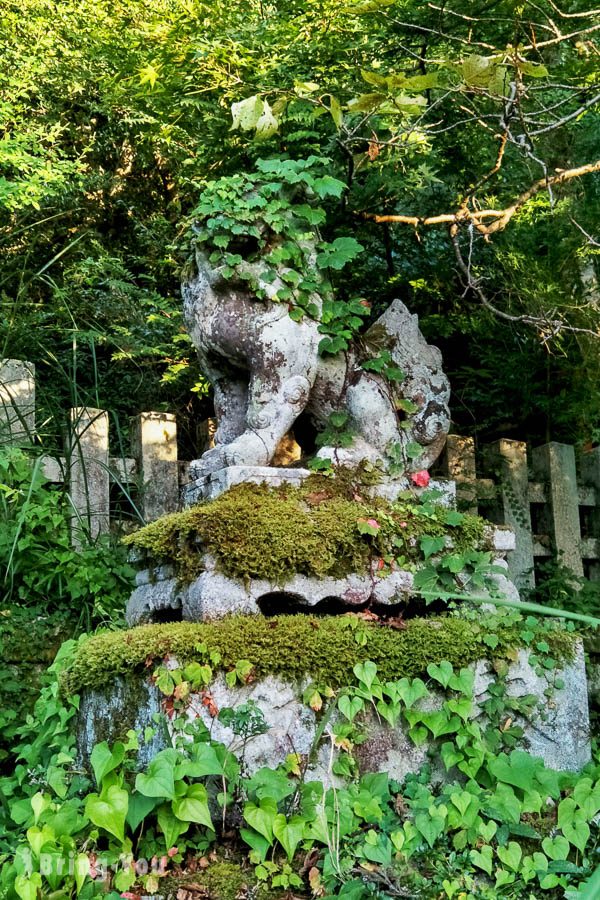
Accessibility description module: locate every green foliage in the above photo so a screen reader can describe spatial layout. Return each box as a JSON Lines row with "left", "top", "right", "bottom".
{"left": 123, "top": 476, "right": 489, "bottom": 584}
{"left": 0, "top": 449, "right": 135, "bottom": 621}
{"left": 1, "top": 628, "right": 597, "bottom": 899}
{"left": 0, "top": 605, "right": 72, "bottom": 762}
{"left": 190, "top": 157, "right": 365, "bottom": 334}
{"left": 1, "top": 0, "right": 599, "bottom": 446}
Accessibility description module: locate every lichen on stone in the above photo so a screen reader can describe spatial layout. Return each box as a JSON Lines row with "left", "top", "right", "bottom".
{"left": 63, "top": 613, "right": 576, "bottom": 696}
{"left": 123, "top": 475, "right": 487, "bottom": 584}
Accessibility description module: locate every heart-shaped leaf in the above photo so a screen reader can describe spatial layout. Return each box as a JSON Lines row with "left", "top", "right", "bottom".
{"left": 85, "top": 785, "right": 128, "bottom": 843}
{"left": 135, "top": 749, "right": 178, "bottom": 799}
{"left": 415, "top": 809, "right": 446, "bottom": 848}
{"left": 244, "top": 798, "right": 277, "bottom": 843}
{"left": 173, "top": 783, "right": 213, "bottom": 830}
{"left": 273, "top": 813, "right": 306, "bottom": 861}
{"left": 26, "top": 825, "right": 55, "bottom": 858}
{"left": 90, "top": 741, "right": 125, "bottom": 789}
{"left": 396, "top": 677, "right": 429, "bottom": 709}
{"left": 157, "top": 803, "right": 189, "bottom": 850}
{"left": 448, "top": 668, "right": 475, "bottom": 696}
{"left": 14, "top": 874, "right": 42, "bottom": 900}
{"left": 427, "top": 661, "right": 453, "bottom": 688}
{"left": 338, "top": 695, "right": 363, "bottom": 721}
{"left": 126, "top": 792, "right": 159, "bottom": 832}
{"left": 353, "top": 661, "right": 378, "bottom": 689}
{"left": 497, "top": 840, "right": 522, "bottom": 872}
{"left": 470, "top": 845, "right": 493, "bottom": 876}
{"left": 479, "top": 820, "right": 497, "bottom": 843}
{"left": 541, "top": 835, "right": 569, "bottom": 861}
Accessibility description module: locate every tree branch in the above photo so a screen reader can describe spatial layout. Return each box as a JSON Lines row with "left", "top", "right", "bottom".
{"left": 360, "top": 159, "right": 600, "bottom": 234}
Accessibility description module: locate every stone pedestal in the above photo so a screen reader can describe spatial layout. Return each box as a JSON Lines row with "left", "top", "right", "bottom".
{"left": 126, "top": 526, "right": 516, "bottom": 626}
{"left": 183, "top": 464, "right": 456, "bottom": 507}
{"left": 77, "top": 641, "right": 591, "bottom": 780}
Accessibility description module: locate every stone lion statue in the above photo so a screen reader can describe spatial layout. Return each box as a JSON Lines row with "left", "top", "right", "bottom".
{"left": 182, "top": 248, "right": 450, "bottom": 478}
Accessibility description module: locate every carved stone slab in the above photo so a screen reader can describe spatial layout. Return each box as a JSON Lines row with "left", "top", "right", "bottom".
{"left": 182, "top": 464, "right": 457, "bottom": 506}
{"left": 126, "top": 526, "right": 517, "bottom": 626}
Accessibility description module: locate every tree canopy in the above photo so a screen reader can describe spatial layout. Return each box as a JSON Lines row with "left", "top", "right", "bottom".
{"left": 1, "top": 0, "right": 599, "bottom": 448}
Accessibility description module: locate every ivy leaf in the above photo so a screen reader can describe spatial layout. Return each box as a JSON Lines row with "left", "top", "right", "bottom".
{"left": 312, "top": 176, "right": 347, "bottom": 199}
{"left": 135, "top": 749, "right": 178, "bottom": 799}
{"left": 273, "top": 813, "right": 306, "bottom": 861}
{"left": 338, "top": 695, "right": 364, "bottom": 721}
{"left": 420, "top": 535, "right": 445, "bottom": 559}
{"left": 427, "top": 660, "right": 454, "bottom": 688}
{"left": 497, "top": 840, "right": 522, "bottom": 872}
{"left": 243, "top": 797, "right": 278, "bottom": 842}
{"left": 240, "top": 827, "right": 271, "bottom": 861}
{"left": 542, "top": 835, "right": 570, "bottom": 861}
{"left": 415, "top": 806, "right": 447, "bottom": 847}
{"left": 85, "top": 785, "right": 128, "bottom": 843}
{"left": 316, "top": 237, "right": 364, "bottom": 270}
{"left": 157, "top": 803, "right": 189, "bottom": 850}
{"left": 353, "top": 660, "right": 378, "bottom": 689}
{"left": 126, "top": 792, "right": 159, "bottom": 832}
{"left": 172, "top": 783, "right": 213, "bottom": 830}
{"left": 90, "top": 741, "right": 125, "bottom": 789}
{"left": 470, "top": 845, "right": 493, "bottom": 876}
{"left": 14, "top": 874, "right": 42, "bottom": 900}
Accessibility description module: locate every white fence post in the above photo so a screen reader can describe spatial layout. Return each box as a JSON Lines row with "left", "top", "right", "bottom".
{"left": 69, "top": 407, "right": 110, "bottom": 544}
{"left": 132, "top": 412, "right": 179, "bottom": 521}
{"left": 0, "top": 359, "right": 36, "bottom": 445}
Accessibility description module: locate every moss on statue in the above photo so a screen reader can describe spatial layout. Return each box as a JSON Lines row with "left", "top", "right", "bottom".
{"left": 123, "top": 476, "right": 487, "bottom": 583}
{"left": 63, "top": 613, "right": 576, "bottom": 696}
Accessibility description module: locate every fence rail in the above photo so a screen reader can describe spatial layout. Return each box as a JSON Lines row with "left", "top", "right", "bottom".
{"left": 2, "top": 358, "right": 600, "bottom": 589}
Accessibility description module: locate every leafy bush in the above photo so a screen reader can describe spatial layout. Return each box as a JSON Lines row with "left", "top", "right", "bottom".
{"left": 0, "top": 449, "right": 135, "bottom": 623}
{"left": 1, "top": 620, "right": 599, "bottom": 899}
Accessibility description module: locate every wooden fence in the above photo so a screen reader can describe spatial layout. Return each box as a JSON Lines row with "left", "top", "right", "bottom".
{"left": 2, "top": 358, "right": 600, "bottom": 590}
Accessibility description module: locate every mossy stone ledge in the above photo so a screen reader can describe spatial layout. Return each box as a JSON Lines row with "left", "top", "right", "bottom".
{"left": 123, "top": 478, "right": 488, "bottom": 585}
{"left": 64, "top": 614, "right": 576, "bottom": 696}
{"left": 70, "top": 615, "right": 589, "bottom": 777}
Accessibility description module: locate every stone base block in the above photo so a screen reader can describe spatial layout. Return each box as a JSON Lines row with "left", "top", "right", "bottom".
{"left": 127, "top": 524, "right": 518, "bottom": 626}
{"left": 77, "top": 642, "right": 591, "bottom": 780}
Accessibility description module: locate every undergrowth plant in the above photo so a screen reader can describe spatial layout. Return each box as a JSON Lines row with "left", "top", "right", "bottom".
{"left": 0, "top": 448, "right": 135, "bottom": 621}
{"left": 1, "top": 608, "right": 598, "bottom": 900}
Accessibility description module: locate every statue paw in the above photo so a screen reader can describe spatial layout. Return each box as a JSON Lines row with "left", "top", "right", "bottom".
{"left": 189, "top": 446, "right": 228, "bottom": 478}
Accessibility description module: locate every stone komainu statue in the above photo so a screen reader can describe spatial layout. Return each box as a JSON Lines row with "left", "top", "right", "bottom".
{"left": 182, "top": 248, "right": 450, "bottom": 477}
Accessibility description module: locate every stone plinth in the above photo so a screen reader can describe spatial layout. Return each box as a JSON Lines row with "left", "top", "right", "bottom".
{"left": 126, "top": 526, "right": 517, "bottom": 626}
{"left": 183, "top": 464, "right": 456, "bottom": 506}
{"left": 77, "top": 641, "right": 590, "bottom": 780}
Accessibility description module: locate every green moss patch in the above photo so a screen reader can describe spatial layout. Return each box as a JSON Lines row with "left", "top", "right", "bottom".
{"left": 63, "top": 614, "right": 575, "bottom": 696}
{"left": 123, "top": 477, "right": 488, "bottom": 583}
{"left": 164, "top": 859, "right": 285, "bottom": 900}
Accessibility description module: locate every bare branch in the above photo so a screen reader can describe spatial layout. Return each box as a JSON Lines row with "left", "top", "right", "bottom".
{"left": 540, "top": 0, "right": 600, "bottom": 19}
{"left": 360, "top": 159, "right": 600, "bottom": 234}
{"left": 451, "top": 228, "right": 600, "bottom": 340}
{"left": 571, "top": 217, "right": 600, "bottom": 247}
